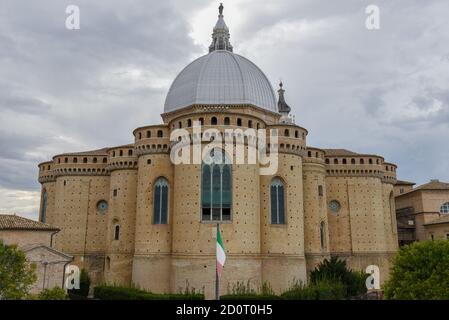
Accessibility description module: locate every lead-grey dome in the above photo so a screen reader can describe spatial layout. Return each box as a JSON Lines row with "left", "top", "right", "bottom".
{"left": 164, "top": 50, "right": 277, "bottom": 113}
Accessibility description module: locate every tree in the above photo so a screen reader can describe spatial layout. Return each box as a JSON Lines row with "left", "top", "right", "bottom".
{"left": 384, "top": 240, "right": 449, "bottom": 300}
{"left": 0, "top": 241, "right": 37, "bottom": 299}
{"left": 68, "top": 268, "right": 90, "bottom": 297}
{"left": 310, "top": 256, "right": 366, "bottom": 297}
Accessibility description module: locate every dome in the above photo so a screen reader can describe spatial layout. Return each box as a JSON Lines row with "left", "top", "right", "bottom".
{"left": 164, "top": 50, "right": 277, "bottom": 113}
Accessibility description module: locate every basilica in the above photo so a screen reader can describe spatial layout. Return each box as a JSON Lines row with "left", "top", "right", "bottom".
{"left": 38, "top": 5, "right": 398, "bottom": 298}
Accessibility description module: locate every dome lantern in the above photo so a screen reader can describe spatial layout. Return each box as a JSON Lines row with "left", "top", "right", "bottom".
{"left": 209, "top": 3, "right": 233, "bottom": 53}
{"left": 163, "top": 3, "right": 277, "bottom": 113}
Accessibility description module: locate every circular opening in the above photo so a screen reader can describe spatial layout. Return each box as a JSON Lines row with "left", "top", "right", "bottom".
{"left": 329, "top": 200, "right": 341, "bottom": 213}
{"left": 97, "top": 200, "right": 108, "bottom": 213}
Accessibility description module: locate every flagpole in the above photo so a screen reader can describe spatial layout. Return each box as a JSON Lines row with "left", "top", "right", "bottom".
{"left": 215, "top": 223, "right": 220, "bottom": 300}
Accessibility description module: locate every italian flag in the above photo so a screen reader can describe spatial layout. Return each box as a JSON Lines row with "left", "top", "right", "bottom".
{"left": 216, "top": 224, "right": 226, "bottom": 278}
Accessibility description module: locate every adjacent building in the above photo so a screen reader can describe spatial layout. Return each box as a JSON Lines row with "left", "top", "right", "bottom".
{"left": 395, "top": 179, "right": 449, "bottom": 246}
{"left": 0, "top": 214, "right": 72, "bottom": 294}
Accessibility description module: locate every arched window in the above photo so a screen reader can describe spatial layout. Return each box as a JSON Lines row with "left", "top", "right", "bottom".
{"left": 128, "top": 149, "right": 133, "bottom": 156}
{"left": 153, "top": 177, "right": 169, "bottom": 224}
{"left": 318, "top": 185, "right": 323, "bottom": 196}
{"left": 295, "top": 130, "right": 299, "bottom": 138}
{"left": 360, "top": 159, "right": 365, "bottom": 164}
{"left": 211, "top": 117, "right": 218, "bottom": 125}
{"left": 119, "top": 150, "right": 123, "bottom": 156}
{"left": 40, "top": 190, "right": 47, "bottom": 223}
{"left": 351, "top": 158, "right": 356, "bottom": 164}
{"left": 343, "top": 159, "right": 347, "bottom": 164}
{"left": 325, "top": 159, "right": 330, "bottom": 164}
{"left": 199, "top": 118, "right": 204, "bottom": 125}
{"left": 157, "top": 130, "right": 163, "bottom": 138}
{"left": 270, "top": 178, "right": 285, "bottom": 224}
{"left": 440, "top": 202, "right": 449, "bottom": 214}
{"left": 201, "top": 149, "right": 232, "bottom": 221}
{"left": 284, "top": 129, "right": 289, "bottom": 137}
{"left": 224, "top": 117, "right": 230, "bottom": 125}
{"left": 187, "top": 119, "right": 192, "bottom": 127}
{"left": 320, "top": 221, "right": 326, "bottom": 249}
{"left": 237, "top": 118, "right": 242, "bottom": 126}
{"left": 334, "top": 159, "right": 338, "bottom": 164}
{"left": 178, "top": 121, "right": 182, "bottom": 128}
{"left": 248, "top": 120, "right": 253, "bottom": 128}
{"left": 114, "top": 225, "right": 120, "bottom": 240}
{"left": 93, "top": 157, "right": 97, "bottom": 163}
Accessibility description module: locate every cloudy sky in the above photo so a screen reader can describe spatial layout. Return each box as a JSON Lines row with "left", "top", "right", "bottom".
{"left": 1, "top": 0, "right": 448, "bottom": 220}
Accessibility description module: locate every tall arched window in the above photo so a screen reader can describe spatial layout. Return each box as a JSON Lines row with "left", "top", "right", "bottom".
{"left": 201, "top": 149, "right": 231, "bottom": 221}
{"left": 224, "top": 117, "right": 230, "bottom": 125}
{"left": 318, "top": 185, "right": 324, "bottom": 197}
{"left": 153, "top": 177, "right": 169, "bottom": 224}
{"left": 320, "top": 221, "right": 326, "bottom": 249}
{"left": 114, "top": 225, "right": 120, "bottom": 240}
{"left": 40, "top": 190, "right": 47, "bottom": 223}
{"left": 270, "top": 178, "right": 285, "bottom": 224}
{"left": 211, "top": 117, "right": 218, "bottom": 125}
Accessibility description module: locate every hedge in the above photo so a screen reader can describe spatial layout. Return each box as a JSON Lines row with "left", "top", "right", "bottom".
{"left": 93, "top": 285, "right": 204, "bottom": 300}
{"left": 220, "top": 294, "right": 281, "bottom": 300}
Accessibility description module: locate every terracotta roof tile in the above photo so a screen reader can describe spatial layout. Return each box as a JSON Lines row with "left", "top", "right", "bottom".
{"left": 0, "top": 214, "right": 59, "bottom": 231}
{"left": 395, "top": 180, "right": 416, "bottom": 186}
{"left": 415, "top": 180, "right": 449, "bottom": 191}
{"left": 323, "top": 149, "right": 359, "bottom": 157}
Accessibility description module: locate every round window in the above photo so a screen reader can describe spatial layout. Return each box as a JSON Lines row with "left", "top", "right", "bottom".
{"left": 97, "top": 200, "right": 108, "bottom": 213}
{"left": 329, "top": 200, "right": 341, "bottom": 213}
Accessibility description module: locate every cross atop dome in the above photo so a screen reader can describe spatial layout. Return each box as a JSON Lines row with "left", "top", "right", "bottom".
{"left": 209, "top": 3, "right": 233, "bottom": 53}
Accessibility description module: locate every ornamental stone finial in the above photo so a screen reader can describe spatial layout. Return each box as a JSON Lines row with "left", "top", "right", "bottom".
{"left": 219, "top": 3, "right": 224, "bottom": 16}
{"left": 277, "top": 82, "right": 291, "bottom": 114}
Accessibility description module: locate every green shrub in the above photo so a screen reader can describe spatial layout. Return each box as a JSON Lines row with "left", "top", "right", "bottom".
{"left": 93, "top": 285, "right": 204, "bottom": 300}
{"left": 281, "top": 279, "right": 346, "bottom": 300}
{"left": 220, "top": 280, "right": 280, "bottom": 300}
{"left": 220, "top": 294, "right": 280, "bottom": 300}
{"left": 36, "top": 287, "right": 67, "bottom": 300}
{"left": 310, "top": 256, "right": 367, "bottom": 297}
{"left": 384, "top": 240, "right": 449, "bottom": 300}
{"left": 68, "top": 268, "right": 90, "bottom": 297}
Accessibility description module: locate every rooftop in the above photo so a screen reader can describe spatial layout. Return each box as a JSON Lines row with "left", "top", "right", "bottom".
{"left": 415, "top": 179, "right": 449, "bottom": 191}
{"left": 0, "top": 214, "right": 59, "bottom": 231}
{"left": 395, "top": 180, "right": 416, "bottom": 186}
